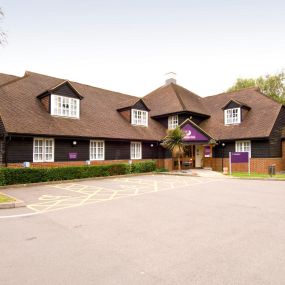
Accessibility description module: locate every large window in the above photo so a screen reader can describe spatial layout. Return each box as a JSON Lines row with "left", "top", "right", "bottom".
{"left": 90, "top": 140, "right": 105, "bottom": 160}
{"left": 131, "top": 109, "right": 148, "bottom": 126}
{"left": 33, "top": 138, "right": 54, "bottom": 162}
{"left": 168, "top": 115, "right": 178, "bottom": 129}
{"left": 130, "top": 142, "right": 142, "bottom": 159}
{"left": 51, "top": 95, "right": 80, "bottom": 118}
{"left": 236, "top": 140, "right": 251, "bottom": 157}
{"left": 224, "top": 108, "right": 241, "bottom": 125}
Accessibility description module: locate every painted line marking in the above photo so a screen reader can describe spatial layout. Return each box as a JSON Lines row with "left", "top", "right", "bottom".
{"left": 0, "top": 177, "right": 221, "bottom": 219}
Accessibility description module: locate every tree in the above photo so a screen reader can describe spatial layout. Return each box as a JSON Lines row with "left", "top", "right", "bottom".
{"left": 227, "top": 72, "right": 285, "bottom": 104}
{"left": 0, "top": 8, "right": 6, "bottom": 45}
{"left": 161, "top": 127, "right": 185, "bottom": 171}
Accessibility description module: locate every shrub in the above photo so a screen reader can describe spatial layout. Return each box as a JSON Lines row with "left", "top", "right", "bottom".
{"left": 155, "top": 167, "right": 168, "bottom": 172}
{"left": 0, "top": 161, "right": 156, "bottom": 186}
{"left": 131, "top": 160, "right": 156, "bottom": 173}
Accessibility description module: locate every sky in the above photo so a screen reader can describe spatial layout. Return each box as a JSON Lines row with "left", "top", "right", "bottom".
{"left": 0, "top": 0, "right": 285, "bottom": 97}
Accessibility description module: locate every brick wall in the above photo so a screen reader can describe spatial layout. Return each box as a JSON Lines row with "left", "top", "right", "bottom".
{"left": 204, "top": 157, "right": 284, "bottom": 174}
{"left": 7, "top": 159, "right": 167, "bottom": 169}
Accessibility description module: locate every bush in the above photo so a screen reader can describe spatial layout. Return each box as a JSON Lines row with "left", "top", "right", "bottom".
{"left": 0, "top": 160, "right": 156, "bottom": 186}
{"left": 155, "top": 167, "right": 168, "bottom": 172}
{"left": 131, "top": 160, "right": 156, "bottom": 173}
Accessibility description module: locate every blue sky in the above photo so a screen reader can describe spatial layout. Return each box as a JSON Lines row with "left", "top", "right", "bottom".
{"left": 1, "top": 0, "right": 285, "bottom": 96}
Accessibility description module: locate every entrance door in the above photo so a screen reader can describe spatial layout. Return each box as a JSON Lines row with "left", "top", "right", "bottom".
{"left": 195, "top": 145, "right": 203, "bottom": 168}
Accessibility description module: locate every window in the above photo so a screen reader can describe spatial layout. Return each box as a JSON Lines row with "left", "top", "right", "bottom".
{"left": 236, "top": 140, "right": 251, "bottom": 157}
{"left": 90, "top": 140, "right": 105, "bottom": 160}
{"left": 33, "top": 138, "right": 54, "bottom": 162}
{"left": 51, "top": 95, "right": 80, "bottom": 118}
{"left": 130, "top": 142, "right": 142, "bottom": 159}
{"left": 168, "top": 115, "right": 178, "bottom": 129}
{"left": 224, "top": 108, "right": 241, "bottom": 125}
{"left": 131, "top": 109, "right": 148, "bottom": 126}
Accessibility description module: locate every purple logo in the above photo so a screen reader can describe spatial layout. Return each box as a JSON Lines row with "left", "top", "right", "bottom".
{"left": 182, "top": 124, "right": 209, "bottom": 142}
{"left": 69, "top": 152, "right": 78, "bottom": 160}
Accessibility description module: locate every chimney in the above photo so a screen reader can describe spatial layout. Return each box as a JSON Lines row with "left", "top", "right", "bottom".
{"left": 165, "top": 72, "right": 177, "bottom": 85}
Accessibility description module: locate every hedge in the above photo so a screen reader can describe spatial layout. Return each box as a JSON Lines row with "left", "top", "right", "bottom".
{"left": 0, "top": 161, "right": 156, "bottom": 186}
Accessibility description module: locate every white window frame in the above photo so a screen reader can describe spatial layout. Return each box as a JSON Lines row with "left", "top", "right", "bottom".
{"left": 130, "top": 142, "right": 142, "bottom": 160}
{"left": 235, "top": 140, "right": 251, "bottom": 157}
{"left": 131, "top": 109, "right": 148, "bottom": 127}
{"left": 33, "top": 138, "right": 54, "bottom": 162}
{"left": 224, "top": 108, "right": 241, "bottom": 125}
{"left": 50, "top": 94, "right": 80, "bottom": 118}
{"left": 90, "top": 140, "right": 105, "bottom": 161}
{"left": 168, "top": 115, "right": 179, "bottom": 129}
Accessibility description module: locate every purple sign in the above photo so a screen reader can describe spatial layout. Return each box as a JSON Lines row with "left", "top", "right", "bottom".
{"left": 69, "top": 152, "right": 78, "bottom": 160}
{"left": 230, "top": 152, "right": 249, "bottom": 163}
{"left": 204, "top": 146, "right": 211, "bottom": 157}
{"left": 182, "top": 124, "right": 209, "bottom": 142}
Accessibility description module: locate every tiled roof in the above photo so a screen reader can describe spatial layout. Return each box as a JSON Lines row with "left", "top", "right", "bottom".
{"left": 200, "top": 88, "right": 282, "bottom": 140}
{"left": 0, "top": 72, "right": 166, "bottom": 141}
{"left": 0, "top": 73, "right": 19, "bottom": 86}
{"left": 0, "top": 72, "right": 282, "bottom": 142}
{"left": 143, "top": 83, "right": 209, "bottom": 117}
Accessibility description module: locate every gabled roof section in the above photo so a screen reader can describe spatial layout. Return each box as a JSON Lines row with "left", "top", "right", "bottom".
{"left": 200, "top": 87, "right": 282, "bottom": 140}
{"left": 143, "top": 83, "right": 209, "bottom": 117}
{"left": 37, "top": 80, "right": 84, "bottom": 100}
{"left": 117, "top": 98, "right": 150, "bottom": 111}
{"left": 222, "top": 99, "right": 251, "bottom": 110}
{"left": 179, "top": 118, "right": 216, "bottom": 143}
{"left": 0, "top": 73, "right": 20, "bottom": 87}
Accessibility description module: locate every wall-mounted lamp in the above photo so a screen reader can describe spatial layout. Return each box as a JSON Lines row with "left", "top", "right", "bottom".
{"left": 150, "top": 144, "right": 154, "bottom": 147}
{"left": 72, "top": 141, "right": 77, "bottom": 146}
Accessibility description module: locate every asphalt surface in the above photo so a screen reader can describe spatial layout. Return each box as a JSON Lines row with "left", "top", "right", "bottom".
{"left": 1, "top": 174, "right": 285, "bottom": 285}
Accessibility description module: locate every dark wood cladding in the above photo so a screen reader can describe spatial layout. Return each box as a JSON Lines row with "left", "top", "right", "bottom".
{"left": 6, "top": 137, "right": 33, "bottom": 163}
{"left": 269, "top": 106, "right": 285, "bottom": 157}
{"left": 53, "top": 83, "right": 80, "bottom": 99}
{"left": 155, "top": 112, "right": 206, "bottom": 129}
{"left": 213, "top": 139, "right": 275, "bottom": 158}
{"left": 0, "top": 117, "right": 5, "bottom": 136}
{"left": 132, "top": 100, "right": 149, "bottom": 111}
{"left": 54, "top": 139, "right": 89, "bottom": 161}
{"left": 5, "top": 137, "right": 168, "bottom": 164}
{"left": 105, "top": 141, "right": 130, "bottom": 160}
{"left": 213, "top": 142, "right": 235, "bottom": 158}
{"left": 224, "top": 101, "right": 241, "bottom": 109}
{"left": 142, "top": 143, "right": 165, "bottom": 159}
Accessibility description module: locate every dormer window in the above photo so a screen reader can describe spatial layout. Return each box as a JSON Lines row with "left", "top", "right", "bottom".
{"left": 131, "top": 109, "right": 148, "bottom": 126}
{"left": 224, "top": 108, "right": 241, "bottom": 125}
{"left": 50, "top": 95, "right": 80, "bottom": 118}
{"left": 168, "top": 115, "right": 178, "bottom": 129}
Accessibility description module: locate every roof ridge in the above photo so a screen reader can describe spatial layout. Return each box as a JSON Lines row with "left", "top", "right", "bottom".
{"left": 0, "top": 73, "right": 29, "bottom": 88}
{"left": 171, "top": 84, "right": 187, "bottom": 111}
{"left": 173, "top": 83, "right": 203, "bottom": 99}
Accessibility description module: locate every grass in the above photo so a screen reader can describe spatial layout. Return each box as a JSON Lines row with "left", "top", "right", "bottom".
{"left": 0, "top": 193, "right": 15, "bottom": 203}
{"left": 230, "top": 172, "right": 285, "bottom": 179}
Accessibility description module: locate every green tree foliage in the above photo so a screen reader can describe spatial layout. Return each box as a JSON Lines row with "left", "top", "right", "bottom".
{"left": 227, "top": 72, "right": 285, "bottom": 104}
{"left": 161, "top": 127, "right": 185, "bottom": 171}
{"left": 0, "top": 8, "right": 6, "bottom": 45}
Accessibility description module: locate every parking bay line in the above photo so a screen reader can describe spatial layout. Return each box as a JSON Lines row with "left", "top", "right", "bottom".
{"left": 0, "top": 178, "right": 218, "bottom": 219}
